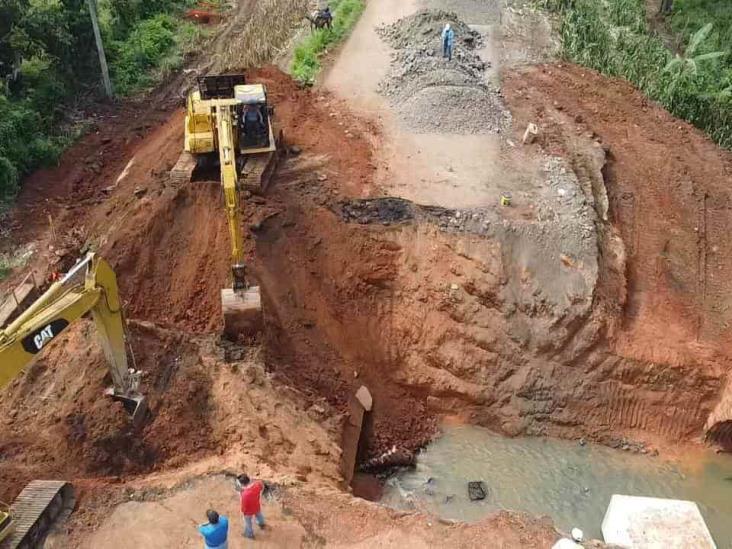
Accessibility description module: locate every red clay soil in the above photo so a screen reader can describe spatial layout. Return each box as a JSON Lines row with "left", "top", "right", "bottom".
{"left": 0, "top": 321, "right": 217, "bottom": 503}
{"left": 504, "top": 64, "right": 732, "bottom": 360}
{"left": 5, "top": 57, "right": 732, "bottom": 510}
{"left": 0, "top": 66, "right": 402, "bottom": 500}
{"left": 256, "top": 202, "right": 438, "bottom": 459}
{"left": 504, "top": 64, "right": 732, "bottom": 447}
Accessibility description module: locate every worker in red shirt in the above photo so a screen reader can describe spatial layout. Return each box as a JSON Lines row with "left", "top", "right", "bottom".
{"left": 236, "top": 474, "right": 266, "bottom": 539}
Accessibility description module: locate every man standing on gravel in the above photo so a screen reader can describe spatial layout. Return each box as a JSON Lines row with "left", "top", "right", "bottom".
{"left": 237, "top": 474, "right": 266, "bottom": 539}
{"left": 441, "top": 23, "right": 455, "bottom": 61}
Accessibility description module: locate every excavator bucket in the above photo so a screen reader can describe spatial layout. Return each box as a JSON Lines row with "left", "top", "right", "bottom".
{"left": 221, "top": 286, "right": 262, "bottom": 339}
{"left": 105, "top": 388, "right": 148, "bottom": 428}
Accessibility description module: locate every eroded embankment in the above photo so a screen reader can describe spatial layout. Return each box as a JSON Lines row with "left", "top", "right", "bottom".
{"left": 252, "top": 62, "right": 732, "bottom": 463}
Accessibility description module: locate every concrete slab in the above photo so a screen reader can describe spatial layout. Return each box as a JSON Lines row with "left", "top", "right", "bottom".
{"left": 602, "top": 494, "right": 716, "bottom": 549}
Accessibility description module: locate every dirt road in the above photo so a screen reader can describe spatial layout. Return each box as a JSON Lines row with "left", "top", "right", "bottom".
{"left": 324, "top": 0, "right": 504, "bottom": 208}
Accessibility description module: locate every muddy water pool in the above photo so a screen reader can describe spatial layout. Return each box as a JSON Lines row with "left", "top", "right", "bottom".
{"left": 381, "top": 425, "right": 732, "bottom": 545}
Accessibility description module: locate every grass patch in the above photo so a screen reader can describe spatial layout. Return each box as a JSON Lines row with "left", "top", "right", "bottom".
{"left": 541, "top": 0, "right": 732, "bottom": 148}
{"left": 291, "top": 0, "right": 365, "bottom": 85}
{"left": 110, "top": 15, "right": 205, "bottom": 95}
{"left": 0, "top": 246, "right": 34, "bottom": 282}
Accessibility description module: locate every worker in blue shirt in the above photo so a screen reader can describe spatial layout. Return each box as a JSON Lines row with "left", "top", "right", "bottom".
{"left": 198, "top": 509, "right": 229, "bottom": 549}
{"left": 441, "top": 23, "right": 455, "bottom": 61}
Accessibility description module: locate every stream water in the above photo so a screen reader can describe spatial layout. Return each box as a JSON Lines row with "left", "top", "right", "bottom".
{"left": 381, "top": 425, "right": 732, "bottom": 546}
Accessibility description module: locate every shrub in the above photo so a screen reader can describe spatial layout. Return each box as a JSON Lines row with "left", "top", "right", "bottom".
{"left": 110, "top": 14, "right": 178, "bottom": 94}
{"left": 0, "top": 93, "right": 66, "bottom": 208}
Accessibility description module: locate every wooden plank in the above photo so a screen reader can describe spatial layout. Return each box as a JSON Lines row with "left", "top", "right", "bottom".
{"left": 340, "top": 385, "right": 372, "bottom": 487}
{"left": 0, "top": 280, "right": 37, "bottom": 328}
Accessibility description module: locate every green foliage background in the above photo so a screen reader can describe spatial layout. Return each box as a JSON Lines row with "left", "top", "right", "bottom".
{"left": 541, "top": 0, "right": 731, "bottom": 149}
{"left": 0, "top": 0, "right": 202, "bottom": 209}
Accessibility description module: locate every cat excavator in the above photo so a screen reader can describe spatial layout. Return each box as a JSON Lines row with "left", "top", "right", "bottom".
{"left": 0, "top": 253, "right": 146, "bottom": 548}
{"left": 171, "top": 74, "right": 283, "bottom": 338}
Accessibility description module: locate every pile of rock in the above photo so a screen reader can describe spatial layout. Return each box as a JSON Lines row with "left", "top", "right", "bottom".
{"left": 378, "top": 9, "right": 479, "bottom": 51}
{"left": 377, "top": 10, "right": 511, "bottom": 135}
{"left": 338, "top": 197, "right": 416, "bottom": 225}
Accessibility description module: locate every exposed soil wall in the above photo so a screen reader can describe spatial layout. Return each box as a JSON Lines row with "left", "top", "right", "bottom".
{"left": 504, "top": 64, "right": 732, "bottom": 447}
{"left": 250, "top": 63, "right": 732, "bottom": 460}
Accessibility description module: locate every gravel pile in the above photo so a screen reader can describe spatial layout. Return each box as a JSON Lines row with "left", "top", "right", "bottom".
{"left": 377, "top": 10, "right": 511, "bottom": 135}
{"left": 378, "top": 10, "right": 479, "bottom": 50}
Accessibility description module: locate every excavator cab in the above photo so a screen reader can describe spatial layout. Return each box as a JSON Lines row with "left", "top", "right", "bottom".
{"left": 235, "top": 84, "right": 275, "bottom": 151}
{"left": 176, "top": 74, "right": 282, "bottom": 190}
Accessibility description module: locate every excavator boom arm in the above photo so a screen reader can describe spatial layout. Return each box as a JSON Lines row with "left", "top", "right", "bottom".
{"left": 175, "top": 77, "right": 266, "bottom": 338}
{"left": 215, "top": 103, "right": 246, "bottom": 269}
{"left": 0, "top": 287, "right": 101, "bottom": 387}
{"left": 0, "top": 254, "right": 141, "bottom": 408}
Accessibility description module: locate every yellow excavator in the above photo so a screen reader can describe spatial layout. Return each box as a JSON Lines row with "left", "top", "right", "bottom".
{"left": 0, "top": 253, "right": 146, "bottom": 548}
{"left": 171, "top": 74, "right": 282, "bottom": 338}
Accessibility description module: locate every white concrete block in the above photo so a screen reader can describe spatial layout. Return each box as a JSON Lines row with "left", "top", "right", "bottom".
{"left": 602, "top": 494, "right": 716, "bottom": 549}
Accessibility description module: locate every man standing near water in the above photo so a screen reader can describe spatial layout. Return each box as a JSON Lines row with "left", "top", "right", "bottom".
{"left": 237, "top": 474, "right": 267, "bottom": 539}
{"left": 198, "top": 509, "right": 229, "bottom": 549}
{"left": 441, "top": 23, "right": 455, "bottom": 61}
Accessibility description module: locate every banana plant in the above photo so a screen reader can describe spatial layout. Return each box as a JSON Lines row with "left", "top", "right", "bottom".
{"left": 664, "top": 23, "right": 727, "bottom": 80}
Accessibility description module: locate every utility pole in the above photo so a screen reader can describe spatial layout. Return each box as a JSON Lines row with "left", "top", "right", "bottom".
{"left": 86, "top": 0, "right": 113, "bottom": 98}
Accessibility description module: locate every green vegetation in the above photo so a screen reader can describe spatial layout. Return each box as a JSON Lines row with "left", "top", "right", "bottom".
{"left": 541, "top": 0, "right": 731, "bottom": 148}
{"left": 109, "top": 14, "right": 202, "bottom": 95}
{"left": 0, "top": 248, "right": 32, "bottom": 281}
{"left": 0, "top": 0, "right": 202, "bottom": 210}
{"left": 291, "top": 0, "right": 365, "bottom": 85}
{"left": 671, "top": 0, "right": 732, "bottom": 59}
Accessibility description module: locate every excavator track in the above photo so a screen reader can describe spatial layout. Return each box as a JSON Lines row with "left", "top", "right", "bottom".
{"left": 2, "top": 481, "right": 74, "bottom": 549}
{"left": 241, "top": 129, "right": 284, "bottom": 194}
{"left": 170, "top": 151, "right": 197, "bottom": 184}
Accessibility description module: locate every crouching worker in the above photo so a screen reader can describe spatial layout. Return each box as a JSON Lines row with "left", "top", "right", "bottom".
{"left": 237, "top": 474, "right": 266, "bottom": 539}
{"left": 198, "top": 509, "right": 229, "bottom": 549}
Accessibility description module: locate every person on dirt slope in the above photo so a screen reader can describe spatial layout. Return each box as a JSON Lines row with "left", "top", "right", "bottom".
{"left": 237, "top": 473, "right": 267, "bottom": 539}
{"left": 198, "top": 509, "right": 229, "bottom": 549}
{"left": 441, "top": 23, "right": 455, "bottom": 61}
